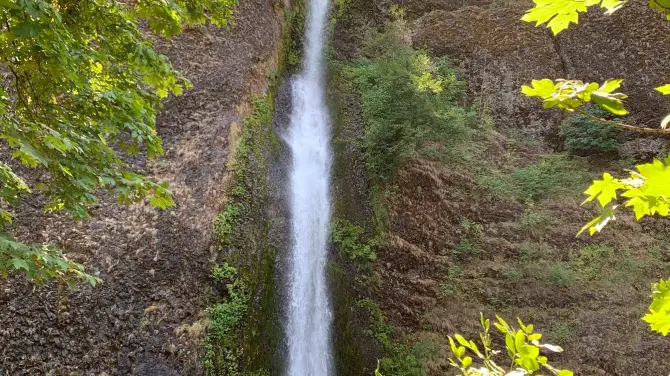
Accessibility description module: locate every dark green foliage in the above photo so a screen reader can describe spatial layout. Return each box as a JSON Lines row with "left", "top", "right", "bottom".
{"left": 560, "top": 108, "right": 622, "bottom": 156}
{"left": 350, "top": 20, "right": 473, "bottom": 181}
{"left": 204, "top": 263, "right": 249, "bottom": 376}
{"left": 0, "top": 0, "right": 236, "bottom": 285}
{"left": 331, "top": 218, "right": 376, "bottom": 262}
{"left": 0, "top": 237, "right": 99, "bottom": 286}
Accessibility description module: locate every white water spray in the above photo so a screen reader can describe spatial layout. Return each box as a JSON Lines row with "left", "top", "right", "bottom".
{"left": 284, "top": 0, "right": 333, "bottom": 375}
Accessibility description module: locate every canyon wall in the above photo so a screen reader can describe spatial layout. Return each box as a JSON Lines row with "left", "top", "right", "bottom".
{"left": 0, "top": 0, "right": 290, "bottom": 374}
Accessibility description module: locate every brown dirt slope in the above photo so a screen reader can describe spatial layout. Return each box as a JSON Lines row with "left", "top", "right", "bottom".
{"left": 0, "top": 0, "right": 288, "bottom": 374}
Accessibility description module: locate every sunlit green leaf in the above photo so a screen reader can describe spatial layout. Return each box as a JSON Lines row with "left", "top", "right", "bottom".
{"left": 643, "top": 279, "right": 670, "bottom": 335}
{"left": 649, "top": 0, "right": 670, "bottom": 19}
{"left": 521, "top": 0, "right": 626, "bottom": 34}
{"left": 656, "top": 84, "right": 670, "bottom": 95}
{"left": 662, "top": 114, "right": 670, "bottom": 130}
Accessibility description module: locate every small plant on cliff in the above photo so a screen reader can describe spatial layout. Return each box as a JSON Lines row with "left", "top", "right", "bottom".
{"left": 0, "top": 0, "right": 237, "bottom": 286}
{"left": 204, "top": 262, "right": 249, "bottom": 375}
{"left": 214, "top": 203, "right": 242, "bottom": 246}
{"left": 331, "top": 218, "right": 376, "bottom": 263}
{"left": 559, "top": 108, "right": 622, "bottom": 156}
{"left": 512, "top": 154, "right": 592, "bottom": 202}
{"left": 351, "top": 18, "right": 473, "bottom": 181}
{"left": 521, "top": 0, "right": 670, "bottom": 334}
{"left": 358, "top": 298, "right": 434, "bottom": 376}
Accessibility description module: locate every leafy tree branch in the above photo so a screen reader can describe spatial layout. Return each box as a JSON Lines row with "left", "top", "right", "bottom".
{"left": 521, "top": 0, "right": 670, "bottom": 337}
{"left": 0, "top": 0, "right": 237, "bottom": 286}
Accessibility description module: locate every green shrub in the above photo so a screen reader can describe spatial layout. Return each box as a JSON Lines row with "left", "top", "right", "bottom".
{"left": 210, "top": 262, "right": 238, "bottom": 282}
{"left": 572, "top": 244, "right": 614, "bottom": 280}
{"left": 519, "top": 208, "right": 554, "bottom": 237}
{"left": 475, "top": 170, "right": 515, "bottom": 200}
{"left": 549, "top": 322, "right": 575, "bottom": 346}
{"left": 560, "top": 108, "right": 622, "bottom": 156}
{"left": 517, "top": 242, "right": 543, "bottom": 262}
{"left": 451, "top": 241, "right": 483, "bottom": 260}
{"left": 331, "top": 219, "right": 377, "bottom": 262}
{"left": 477, "top": 154, "right": 593, "bottom": 203}
{"left": 439, "top": 266, "right": 463, "bottom": 297}
{"left": 351, "top": 20, "right": 474, "bottom": 181}
{"left": 503, "top": 267, "right": 524, "bottom": 280}
{"left": 451, "top": 220, "right": 485, "bottom": 260}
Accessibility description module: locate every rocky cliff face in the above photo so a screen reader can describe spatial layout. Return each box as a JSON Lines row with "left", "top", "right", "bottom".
{"left": 0, "top": 1, "right": 288, "bottom": 374}
{"left": 410, "top": 0, "right": 670, "bottom": 149}
{"left": 331, "top": 1, "right": 670, "bottom": 375}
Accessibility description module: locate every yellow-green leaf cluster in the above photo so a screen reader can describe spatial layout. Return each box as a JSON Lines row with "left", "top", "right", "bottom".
{"left": 649, "top": 0, "right": 670, "bottom": 20}
{"left": 522, "top": 78, "right": 628, "bottom": 115}
{"left": 447, "top": 314, "right": 572, "bottom": 376}
{"left": 578, "top": 157, "right": 670, "bottom": 236}
{"left": 522, "top": 0, "right": 626, "bottom": 34}
{"left": 643, "top": 279, "right": 670, "bottom": 335}
{"left": 655, "top": 85, "right": 670, "bottom": 129}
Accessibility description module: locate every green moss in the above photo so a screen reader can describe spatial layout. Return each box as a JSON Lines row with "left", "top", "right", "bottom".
{"left": 280, "top": 0, "right": 305, "bottom": 73}
{"left": 204, "top": 66, "right": 284, "bottom": 374}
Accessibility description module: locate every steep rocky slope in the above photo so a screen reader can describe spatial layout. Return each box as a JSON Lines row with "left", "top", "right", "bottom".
{"left": 0, "top": 0, "right": 289, "bottom": 374}
{"left": 330, "top": 1, "right": 670, "bottom": 375}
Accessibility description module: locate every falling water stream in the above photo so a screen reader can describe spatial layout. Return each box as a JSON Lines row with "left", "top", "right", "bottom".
{"left": 284, "top": 0, "right": 333, "bottom": 374}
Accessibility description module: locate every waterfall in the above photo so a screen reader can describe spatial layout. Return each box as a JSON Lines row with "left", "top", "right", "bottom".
{"left": 284, "top": 0, "right": 333, "bottom": 374}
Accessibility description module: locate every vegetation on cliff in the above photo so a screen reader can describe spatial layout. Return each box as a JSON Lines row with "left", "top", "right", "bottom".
{"left": 329, "top": 0, "right": 670, "bottom": 374}
{"left": 522, "top": 0, "right": 670, "bottom": 238}
{"left": 522, "top": 0, "right": 670, "bottom": 337}
{"left": 350, "top": 15, "right": 473, "bottom": 182}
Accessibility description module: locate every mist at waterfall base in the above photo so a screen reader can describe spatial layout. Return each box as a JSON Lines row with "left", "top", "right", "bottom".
{"left": 283, "top": 0, "right": 334, "bottom": 375}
